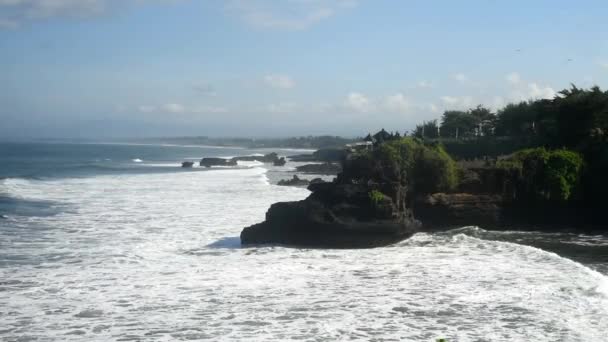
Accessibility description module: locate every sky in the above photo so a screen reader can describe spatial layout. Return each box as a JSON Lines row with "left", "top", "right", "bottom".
{"left": 1, "top": 0, "right": 607, "bottom": 139}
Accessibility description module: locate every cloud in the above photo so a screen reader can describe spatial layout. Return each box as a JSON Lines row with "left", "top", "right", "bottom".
{"left": 452, "top": 73, "right": 468, "bottom": 83}
{"left": 526, "top": 83, "right": 556, "bottom": 99}
{"left": 428, "top": 103, "right": 440, "bottom": 114}
{"left": 138, "top": 105, "right": 156, "bottom": 113}
{"left": 163, "top": 103, "right": 185, "bottom": 113}
{"left": 504, "top": 73, "right": 556, "bottom": 102}
{"left": 415, "top": 80, "right": 433, "bottom": 89}
{"left": 137, "top": 103, "right": 227, "bottom": 114}
{"left": 226, "top": 0, "right": 357, "bottom": 30}
{"left": 264, "top": 74, "right": 295, "bottom": 89}
{"left": 440, "top": 95, "right": 474, "bottom": 109}
{"left": 506, "top": 72, "right": 521, "bottom": 85}
{"left": 383, "top": 93, "right": 411, "bottom": 114}
{"left": 190, "top": 105, "right": 227, "bottom": 114}
{"left": 345, "top": 92, "right": 372, "bottom": 113}
{"left": 599, "top": 61, "right": 608, "bottom": 70}
{"left": 342, "top": 92, "right": 418, "bottom": 115}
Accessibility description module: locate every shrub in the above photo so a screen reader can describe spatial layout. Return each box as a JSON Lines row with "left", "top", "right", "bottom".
{"left": 376, "top": 138, "right": 458, "bottom": 194}
{"left": 498, "top": 147, "right": 584, "bottom": 201}
{"left": 368, "top": 190, "right": 386, "bottom": 205}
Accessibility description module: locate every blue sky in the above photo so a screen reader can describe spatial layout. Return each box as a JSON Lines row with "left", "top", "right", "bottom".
{"left": 1, "top": 0, "right": 607, "bottom": 138}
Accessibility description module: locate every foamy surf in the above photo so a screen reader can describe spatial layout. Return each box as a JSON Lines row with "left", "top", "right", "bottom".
{"left": 1, "top": 160, "right": 607, "bottom": 341}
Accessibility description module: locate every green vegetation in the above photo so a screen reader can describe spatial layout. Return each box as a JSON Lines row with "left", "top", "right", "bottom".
{"left": 498, "top": 148, "right": 584, "bottom": 201}
{"left": 413, "top": 85, "right": 607, "bottom": 156}
{"left": 407, "top": 85, "right": 607, "bottom": 208}
{"left": 376, "top": 137, "right": 458, "bottom": 194}
{"left": 368, "top": 190, "right": 386, "bottom": 205}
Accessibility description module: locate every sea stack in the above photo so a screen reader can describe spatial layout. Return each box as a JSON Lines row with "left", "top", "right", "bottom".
{"left": 241, "top": 151, "right": 420, "bottom": 248}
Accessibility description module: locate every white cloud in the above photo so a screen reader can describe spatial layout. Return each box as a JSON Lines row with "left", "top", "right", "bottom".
{"left": 490, "top": 96, "right": 506, "bottom": 110}
{"left": 163, "top": 103, "right": 185, "bottom": 113}
{"left": 506, "top": 72, "right": 521, "bottom": 85}
{"left": 599, "top": 61, "right": 608, "bottom": 70}
{"left": 138, "top": 105, "right": 156, "bottom": 113}
{"left": 428, "top": 103, "right": 440, "bottom": 114}
{"left": 190, "top": 105, "right": 227, "bottom": 114}
{"left": 227, "top": 0, "right": 357, "bottom": 30}
{"left": 345, "top": 92, "right": 372, "bottom": 113}
{"left": 440, "top": 95, "right": 474, "bottom": 109}
{"left": 452, "top": 73, "right": 468, "bottom": 83}
{"left": 138, "top": 103, "right": 227, "bottom": 114}
{"left": 264, "top": 74, "right": 295, "bottom": 89}
{"left": 383, "top": 93, "right": 411, "bottom": 113}
{"left": 415, "top": 80, "right": 433, "bottom": 88}
{"left": 505, "top": 73, "right": 556, "bottom": 102}
{"left": 527, "top": 83, "right": 556, "bottom": 99}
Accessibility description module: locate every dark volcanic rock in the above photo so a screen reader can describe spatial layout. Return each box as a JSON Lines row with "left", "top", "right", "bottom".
{"left": 414, "top": 193, "right": 503, "bottom": 230}
{"left": 277, "top": 176, "right": 325, "bottom": 187}
{"left": 288, "top": 148, "right": 347, "bottom": 162}
{"left": 277, "top": 175, "right": 310, "bottom": 187}
{"left": 181, "top": 161, "right": 194, "bottom": 168}
{"left": 273, "top": 157, "right": 287, "bottom": 166}
{"left": 232, "top": 153, "right": 282, "bottom": 164}
{"left": 295, "top": 163, "right": 342, "bottom": 175}
{"left": 199, "top": 158, "right": 238, "bottom": 168}
{"left": 414, "top": 192, "right": 604, "bottom": 231}
{"left": 241, "top": 154, "right": 420, "bottom": 248}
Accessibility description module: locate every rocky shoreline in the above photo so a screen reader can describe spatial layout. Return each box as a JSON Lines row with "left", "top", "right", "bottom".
{"left": 241, "top": 146, "right": 421, "bottom": 248}
{"left": 239, "top": 137, "right": 605, "bottom": 248}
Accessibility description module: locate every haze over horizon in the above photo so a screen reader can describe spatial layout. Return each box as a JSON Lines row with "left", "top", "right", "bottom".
{"left": 1, "top": 0, "right": 607, "bottom": 139}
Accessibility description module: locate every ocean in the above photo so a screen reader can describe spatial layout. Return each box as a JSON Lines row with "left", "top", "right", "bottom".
{"left": 0, "top": 142, "right": 607, "bottom": 341}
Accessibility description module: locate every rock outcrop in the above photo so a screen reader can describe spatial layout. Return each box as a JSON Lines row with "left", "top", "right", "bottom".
{"left": 199, "top": 153, "right": 285, "bottom": 167}
{"left": 241, "top": 153, "right": 420, "bottom": 248}
{"left": 295, "top": 163, "right": 342, "bottom": 175}
{"left": 288, "top": 148, "right": 347, "bottom": 162}
{"left": 199, "top": 158, "right": 238, "bottom": 168}
{"left": 232, "top": 153, "right": 282, "bottom": 164}
{"left": 277, "top": 175, "right": 325, "bottom": 187}
{"left": 414, "top": 193, "right": 503, "bottom": 230}
{"left": 181, "top": 161, "right": 194, "bottom": 168}
{"left": 273, "top": 157, "right": 287, "bottom": 166}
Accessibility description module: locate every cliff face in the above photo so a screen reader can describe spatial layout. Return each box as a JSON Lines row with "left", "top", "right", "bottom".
{"left": 240, "top": 153, "right": 420, "bottom": 248}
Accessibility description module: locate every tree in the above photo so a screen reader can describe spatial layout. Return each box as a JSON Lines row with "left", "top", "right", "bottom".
{"left": 495, "top": 101, "right": 537, "bottom": 136}
{"left": 469, "top": 105, "right": 497, "bottom": 137}
{"left": 413, "top": 120, "right": 440, "bottom": 139}
{"left": 440, "top": 110, "right": 476, "bottom": 138}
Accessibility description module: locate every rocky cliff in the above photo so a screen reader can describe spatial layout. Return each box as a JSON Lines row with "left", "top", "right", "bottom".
{"left": 241, "top": 153, "right": 420, "bottom": 248}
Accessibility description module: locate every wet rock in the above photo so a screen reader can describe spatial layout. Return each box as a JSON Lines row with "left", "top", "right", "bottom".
{"left": 199, "top": 158, "right": 238, "bottom": 168}
{"left": 295, "top": 163, "right": 342, "bottom": 175}
{"left": 278, "top": 175, "right": 310, "bottom": 187}
{"left": 181, "top": 161, "right": 194, "bottom": 168}
{"left": 232, "top": 153, "right": 282, "bottom": 164}
{"left": 241, "top": 153, "right": 420, "bottom": 248}
{"left": 273, "top": 157, "right": 287, "bottom": 166}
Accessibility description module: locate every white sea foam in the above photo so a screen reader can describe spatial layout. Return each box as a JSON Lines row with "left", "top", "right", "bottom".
{"left": 1, "top": 168, "right": 607, "bottom": 341}
{"left": 132, "top": 158, "right": 143, "bottom": 163}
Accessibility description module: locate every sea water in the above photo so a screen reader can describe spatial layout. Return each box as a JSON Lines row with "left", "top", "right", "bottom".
{"left": 1, "top": 142, "right": 607, "bottom": 341}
